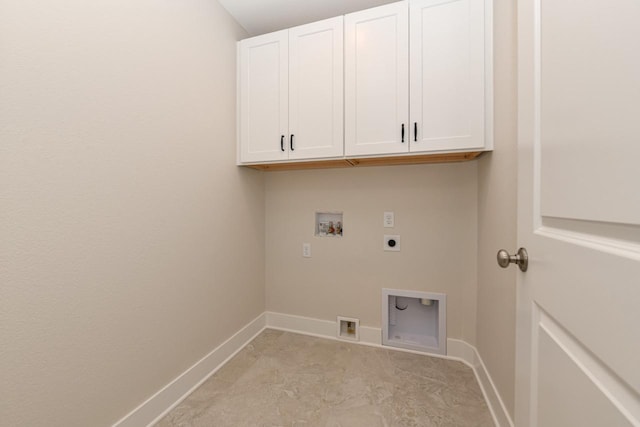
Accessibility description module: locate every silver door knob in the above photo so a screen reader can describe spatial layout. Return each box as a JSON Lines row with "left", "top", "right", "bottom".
{"left": 497, "top": 248, "right": 528, "bottom": 272}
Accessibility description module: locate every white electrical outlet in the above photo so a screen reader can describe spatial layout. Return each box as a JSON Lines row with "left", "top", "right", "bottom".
{"left": 383, "top": 211, "right": 395, "bottom": 228}
{"left": 384, "top": 235, "right": 400, "bottom": 252}
{"left": 302, "top": 243, "right": 311, "bottom": 258}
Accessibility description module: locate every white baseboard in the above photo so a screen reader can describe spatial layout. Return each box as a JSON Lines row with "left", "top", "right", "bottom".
{"left": 265, "top": 311, "right": 513, "bottom": 427}
{"left": 112, "top": 313, "right": 266, "bottom": 427}
{"left": 469, "top": 346, "right": 515, "bottom": 427}
{"left": 265, "top": 311, "right": 382, "bottom": 345}
{"left": 113, "top": 311, "right": 513, "bottom": 427}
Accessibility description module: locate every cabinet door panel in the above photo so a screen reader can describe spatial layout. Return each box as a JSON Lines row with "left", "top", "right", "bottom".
{"left": 410, "top": 0, "right": 485, "bottom": 152}
{"left": 288, "top": 17, "right": 344, "bottom": 160}
{"left": 239, "top": 31, "right": 288, "bottom": 163}
{"left": 345, "top": 2, "right": 409, "bottom": 156}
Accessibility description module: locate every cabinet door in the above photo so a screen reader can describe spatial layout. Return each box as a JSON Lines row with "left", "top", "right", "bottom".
{"left": 345, "top": 2, "right": 409, "bottom": 156}
{"left": 410, "top": 0, "right": 486, "bottom": 152}
{"left": 288, "top": 17, "right": 344, "bottom": 160}
{"left": 238, "top": 30, "right": 289, "bottom": 163}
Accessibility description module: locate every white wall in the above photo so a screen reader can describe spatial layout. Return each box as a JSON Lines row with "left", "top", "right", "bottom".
{"left": 476, "top": 0, "right": 518, "bottom": 418}
{"left": 0, "top": 1, "right": 265, "bottom": 425}
{"left": 265, "top": 163, "right": 478, "bottom": 344}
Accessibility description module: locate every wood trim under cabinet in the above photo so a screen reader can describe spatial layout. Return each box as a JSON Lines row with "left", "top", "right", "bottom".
{"left": 241, "top": 151, "right": 483, "bottom": 171}
{"left": 243, "top": 159, "right": 352, "bottom": 171}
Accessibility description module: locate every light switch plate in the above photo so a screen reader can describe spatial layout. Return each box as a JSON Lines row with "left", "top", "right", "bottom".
{"left": 302, "top": 243, "right": 311, "bottom": 258}
{"left": 383, "top": 211, "right": 394, "bottom": 228}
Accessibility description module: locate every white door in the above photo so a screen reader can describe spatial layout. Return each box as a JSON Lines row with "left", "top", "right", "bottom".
{"left": 288, "top": 16, "right": 344, "bottom": 160}
{"left": 516, "top": 0, "right": 640, "bottom": 426}
{"left": 409, "top": 0, "right": 486, "bottom": 152}
{"left": 238, "top": 30, "right": 289, "bottom": 163}
{"left": 344, "top": 1, "right": 409, "bottom": 157}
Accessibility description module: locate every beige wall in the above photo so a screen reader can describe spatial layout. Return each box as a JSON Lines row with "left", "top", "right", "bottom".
{"left": 476, "top": 0, "right": 518, "bottom": 418}
{"left": 0, "top": 1, "right": 265, "bottom": 425}
{"left": 1, "top": 0, "right": 518, "bottom": 424}
{"left": 265, "top": 163, "right": 478, "bottom": 343}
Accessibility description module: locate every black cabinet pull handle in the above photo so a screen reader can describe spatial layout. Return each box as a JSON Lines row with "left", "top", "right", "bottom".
{"left": 401, "top": 124, "right": 405, "bottom": 143}
{"left": 280, "top": 135, "right": 285, "bottom": 152}
{"left": 414, "top": 122, "right": 418, "bottom": 142}
{"left": 290, "top": 134, "right": 295, "bottom": 151}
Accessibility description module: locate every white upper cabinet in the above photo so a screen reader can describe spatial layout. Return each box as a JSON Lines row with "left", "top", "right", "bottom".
{"left": 345, "top": 0, "right": 490, "bottom": 157}
{"left": 238, "top": 17, "right": 343, "bottom": 164}
{"left": 238, "top": 30, "right": 289, "bottom": 163}
{"left": 410, "top": 0, "right": 487, "bottom": 152}
{"left": 238, "top": 1, "right": 492, "bottom": 167}
{"left": 345, "top": 2, "right": 409, "bottom": 157}
{"left": 288, "top": 17, "right": 344, "bottom": 160}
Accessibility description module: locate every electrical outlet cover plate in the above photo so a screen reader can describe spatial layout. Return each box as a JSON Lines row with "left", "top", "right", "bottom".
{"left": 384, "top": 235, "right": 400, "bottom": 252}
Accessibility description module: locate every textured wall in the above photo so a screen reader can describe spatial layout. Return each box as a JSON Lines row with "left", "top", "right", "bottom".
{"left": 265, "top": 163, "right": 478, "bottom": 344}
{"left": 0, "top": 1, "right": 264, "bottom": 425}
{"left": 476, "top": 0, "right": 518, "bottom": 418}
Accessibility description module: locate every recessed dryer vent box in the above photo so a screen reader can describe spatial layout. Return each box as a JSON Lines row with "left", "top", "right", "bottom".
{"left": 382, "top": 288, "right": 446, "bottom": 355}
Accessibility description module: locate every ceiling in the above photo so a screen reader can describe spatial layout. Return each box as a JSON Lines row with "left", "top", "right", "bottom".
{"left": 218, "top": 0, "right": 398, "bottom": 36}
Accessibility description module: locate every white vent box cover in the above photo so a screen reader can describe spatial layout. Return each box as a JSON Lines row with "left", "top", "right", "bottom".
{"left": 382, "top": 288, "right": 446, "bottom": 355}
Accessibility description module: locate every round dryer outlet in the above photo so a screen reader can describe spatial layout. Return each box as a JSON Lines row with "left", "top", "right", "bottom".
{"left": 383, "top": 235, "right": 400, "bottom": 252}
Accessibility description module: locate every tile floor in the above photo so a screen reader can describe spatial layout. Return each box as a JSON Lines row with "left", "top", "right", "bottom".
{"left": 157, "top": 329, "right": 493, "bottom": 427}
